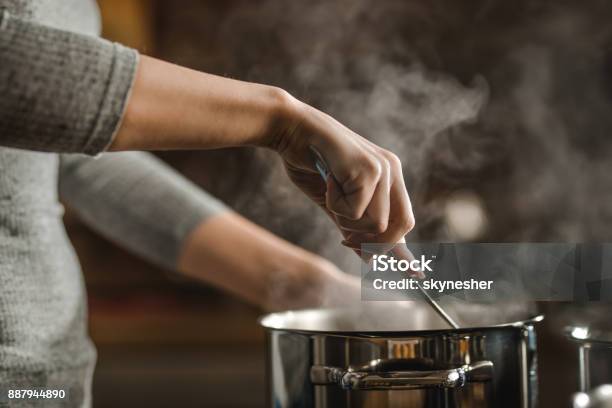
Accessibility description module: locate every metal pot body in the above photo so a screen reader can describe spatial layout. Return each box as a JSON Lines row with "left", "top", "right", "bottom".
{"left": 262, "top": 308, "right": 540, "bottom": 408}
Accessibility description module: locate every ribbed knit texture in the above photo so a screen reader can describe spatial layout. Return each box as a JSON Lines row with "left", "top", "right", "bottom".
{"left": 0, "top": 1, "right": 226, "bottom": 406}
{"left": 0, "top": 10, "right": 137, "bottom": 155}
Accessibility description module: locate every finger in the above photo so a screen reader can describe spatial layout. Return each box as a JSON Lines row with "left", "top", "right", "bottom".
{"left": 326, "top": 155, "right": 381, "bottom": 220}
{"left": 284, "top": 161, "right": 327, "bottom": 206}
{"left": 383, "top": 156, "right": 416, "bottom": 243}
{"left": 343, "top": 154, "right": 414, "bottom": 245}
{"left": 341, "top": 240, "right": 362, "bottom": 257}
{"left": 373, "top": 153, "right": 414, "bottom": 244}
{"left": 335, "top": 158, "right": 391, "bottom": 234}
{"left": 340, "top": 238, "right": 364, "bottom": 250}
{"left": 375, "top": 182, "right": 414, "bottom": 244}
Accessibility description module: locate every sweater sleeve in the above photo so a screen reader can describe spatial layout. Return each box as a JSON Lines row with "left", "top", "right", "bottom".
{"left": 0, "top": 10, "right": 137, "bottom": 154}
{"left": 59, "top": 152, "right": 228, "bottom": 271}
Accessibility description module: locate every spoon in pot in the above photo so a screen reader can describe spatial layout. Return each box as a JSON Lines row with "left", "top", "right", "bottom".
{"left": 389, "top": 241, "right": 460, "bottom": 329}
{"left": 310, "top": 146, "right": 460, "bottom": 329}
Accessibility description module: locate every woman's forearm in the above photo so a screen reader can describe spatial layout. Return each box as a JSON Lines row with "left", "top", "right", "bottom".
{"left": 110, "top": 55, "right": 290, "bottom": 151}
{"left": 176, "top": 211, "right": 357, "bottom": 311}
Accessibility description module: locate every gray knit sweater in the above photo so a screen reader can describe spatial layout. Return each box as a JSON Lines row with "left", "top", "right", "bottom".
{"left": 0, "top": 1, "right": 225, "bottom": 406}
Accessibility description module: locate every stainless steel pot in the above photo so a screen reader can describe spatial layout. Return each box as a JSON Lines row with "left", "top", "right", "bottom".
{"left": 260, "top": 304, "right": 543, "bottom": 408}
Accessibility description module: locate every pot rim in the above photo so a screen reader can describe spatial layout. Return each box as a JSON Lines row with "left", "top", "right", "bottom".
{"left": 259, "top": 307, "right": 544, "bottom": 336}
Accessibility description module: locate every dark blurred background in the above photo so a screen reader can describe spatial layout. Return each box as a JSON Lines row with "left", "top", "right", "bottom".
{"left": 63, "top": 0, "right": 612, "bottom": 406}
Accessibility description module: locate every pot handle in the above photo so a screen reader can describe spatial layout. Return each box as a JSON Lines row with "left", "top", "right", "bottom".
{"left": 310, "top": 359, "right": 493, "bottom": 391}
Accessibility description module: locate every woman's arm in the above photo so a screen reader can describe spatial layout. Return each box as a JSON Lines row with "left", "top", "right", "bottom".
{"left": 177, "top": 212, "right": 360, "bottom": 311}
{"left": 59, "top": 152, "right": 225, "bottom": 271}
{"left": 60, "top": 152, "right": 356, "bottom": 310}
{"left": 0, "top": 3, "right": 414, "bottom": 250}
{"left": 109, "top": 56, "right": 285, "bottom": 151}
{"left": 112, "top": 56, "right": 415, "bottom": 249}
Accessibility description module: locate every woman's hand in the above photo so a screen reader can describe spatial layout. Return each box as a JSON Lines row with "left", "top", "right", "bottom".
{"left": 112, "top": 56, "right": 415, "bottom": 250}
{"left": 267, "top": 96, "right": 415, "bottom": 251}
{"left": 264, "top": 256, "right": 361, "bottom": 311}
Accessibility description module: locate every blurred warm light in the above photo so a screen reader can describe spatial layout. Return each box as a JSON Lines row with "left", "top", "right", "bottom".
{"left": 444, "top": 191, "right": 488, "bottom": 241}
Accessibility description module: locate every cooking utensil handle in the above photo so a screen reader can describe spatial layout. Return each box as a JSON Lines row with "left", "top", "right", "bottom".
{"left": 310, "top": 360, "right": 493, "bottom": 391}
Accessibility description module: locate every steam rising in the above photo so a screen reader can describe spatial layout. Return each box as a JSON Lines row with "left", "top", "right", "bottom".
{"left": 163, "top": 0, "right": 612, "bottom": 244}
{"left": 159, "top": 1, "right": 612, "bottom": 324}
{"left": 212, "top": 0, "right": 489, "bottom": 272}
